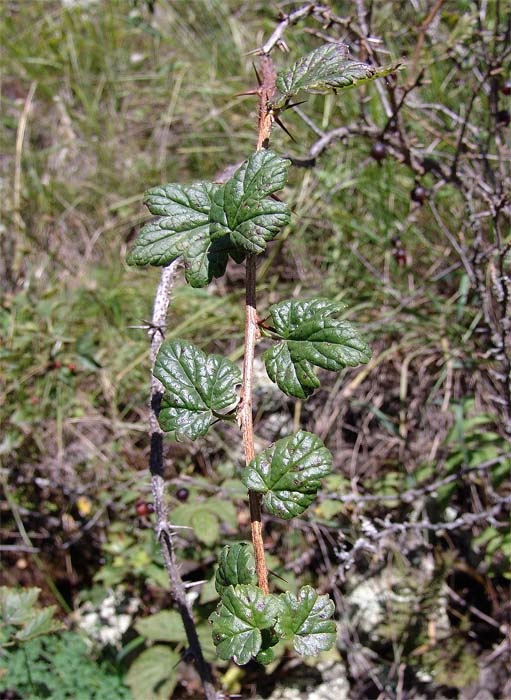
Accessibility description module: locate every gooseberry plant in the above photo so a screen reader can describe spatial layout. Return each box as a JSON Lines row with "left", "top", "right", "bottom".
{"left": 127, "top": 40, "right": 394, "bottom": 688}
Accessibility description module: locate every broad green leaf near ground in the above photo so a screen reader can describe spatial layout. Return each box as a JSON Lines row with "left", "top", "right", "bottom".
{"left": 274, "top": 43, "right": 399, "bottom": 107}
{"left": 125, "top": 645, "right": 179, "bottom": 700}
{"left": 215, "top": 544, "right": 256, "bottom": 595}
{"left": 241, "top": 431, "right": 332, "bottom": 519}
{"left": 0, "top": 587, "right": 40, "bottom": 626}
{"left": 153, "top": 340, "right": 241, "bottom": 440}
{"left": 135, "top": 610, "right": 186, "bottom": 643}
{"left": 209, "top": 585, "right": 278, "bottom": 665}
{"left": 210, "top": 150, "right": 291, "bottom": 253}
{"left": 263, "top": 298, "right": 371, "bottom": 398}
{"left": 275, "top": 586, "right": 336, "bottom": 655}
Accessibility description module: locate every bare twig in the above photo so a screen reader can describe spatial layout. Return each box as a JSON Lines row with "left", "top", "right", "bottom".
{"left": 147, "top": 261, "right": 217, "bottom": 700}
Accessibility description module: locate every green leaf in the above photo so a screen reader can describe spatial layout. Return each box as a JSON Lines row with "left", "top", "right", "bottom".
{"left": 135, "top": 610, "right": 186, "bottom": 643}
{"left": 0, "top": 587, "right": 40, "bottom": 626}
{"left": 210, "top": 150, "right": 291, "bottom": 254}
{"left": 275, "top": 586, "right": 336, "bottom": 655}
{"left": 209, "top": 585, "right": 278, "bottom": 665}
{"left": 14, "top": 606, "right": 61, "bottom": 642}
{"left": 127, "top": 182, "right": 244, "bottom": 287}
{"left": 263, "top": 298, "right": 371, "bottom": 399}
{"left": 215, "top": 544, "right": 256, "bottom": 595}
{"left": 125, "top": 645, "right": 179, "bottom": 700}
{"left": 275, "top": 43, "right": 399, "bottom": 105}
{"left": 191, "top": 508, "right": 220, "bottom": 546}
{"left": 256, "top": 628, "right": 280, "bottom": 665}
{"left": 154, "top": 339, "right": 241, "bottom": 440}
{"left": 242, "top": 431, "right": 332, "bottom": 519}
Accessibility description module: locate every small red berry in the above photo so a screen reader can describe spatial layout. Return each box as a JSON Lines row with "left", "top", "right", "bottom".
{"left": 500, "top": 81, "right": 511, "bottom": 96}
{"left": 176, "top": 488, "right": 189, "bottom": 502}
{"left": 53, "top": 360, "right": 62, "bottom": 369}
{"left": 411, "top": 185, "right": 427, "bottom": 204}
{"left": 496, "top": 109, "right": 510, "bottom": 126}
{"left": 136, "top": 501, "right": 151, "bottom": 517}
{"left": 394, "top": 249, "right": 407, "bottom": 266}
{"left": 370, "top": 142, "right": 386, "bottom": 161}
{"left": 68, "top": 363, "right": 77, "bottom": 373}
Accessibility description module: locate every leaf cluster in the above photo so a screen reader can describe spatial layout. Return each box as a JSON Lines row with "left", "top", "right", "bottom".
{"left": 209, "top": 544, "right": 336, "bottom": 665}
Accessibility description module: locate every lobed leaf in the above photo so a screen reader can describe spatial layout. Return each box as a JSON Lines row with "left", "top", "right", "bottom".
{"left": 263, "top": 298, "right": 371, "bottom": 399}
{"left": 215, "top": 544, "right": 256, "bottom": 595}
{"left": 209, "top": 585, "right": 279, "bottom": 665}
{"left": 275, "top": 585, "right": 336, "bottom": 655}
{"left": 14, "top": 607, "right": 61, "bottom": 641}
{"left": 126, "top": 182, "right": 244, "bottom": 288}
{"left": 275, "top": 43, "right": 399, "bottom": 106}
{"left": 242, "top": 431, "right": 332, "bottom": 519}
{"left": 210, "top": 150, "right": 291, "bottom": 254}
{"left": 154, "top": 339, "right": 241, "bottom": 440}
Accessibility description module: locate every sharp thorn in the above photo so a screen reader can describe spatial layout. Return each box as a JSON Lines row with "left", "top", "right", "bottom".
{"left": 252, "top": 62, "right": 262, "bottom": 86}
{"left": 274, "top": 116, "right": 296, "bottom": 142}
{"left": 184, "top": 580, "right": 206, "bottom": 589}
{"left": 234, "top": 89, "right": 259, "bottom": 97}
{"left": 282, "top": 100, "right": 308, "bottom": 111}
{"left": 268, "top": 568, "right": 288, "bottom": 584}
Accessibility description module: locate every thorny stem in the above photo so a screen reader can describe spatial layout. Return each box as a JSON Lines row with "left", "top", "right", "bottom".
{"left": 148, "top": 262, "right": 217, "bottom": 700}
{"left": 239, "top": 55, "right": 277, "bottom": 595}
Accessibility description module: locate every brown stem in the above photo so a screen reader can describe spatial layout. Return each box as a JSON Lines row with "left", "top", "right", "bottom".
{"left": 241, "top": 255, "right": 269, "bottom": 594}
{"left": 239, "top": 55, "right": 277, "bottom": 595}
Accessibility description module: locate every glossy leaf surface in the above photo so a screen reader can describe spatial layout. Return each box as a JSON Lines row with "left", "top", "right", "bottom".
{"left": 275, "top": 43, "right": 398, "bottom": 106}
{"left": 275, "top": 586, "right": 336, "bottom": 655}
{"left": 126, "top": 182, "right": 243, "bottom": 288}
{"left": 263, "top": 298, "right": 371, "bottom": 398}
{"left": 154, "top": 340, "right": 241, "bottom": 440}
{"left": 215, "top": 544, "right": 256, "bottom": 595}
{"left": 210, "top": 150, "right": 291, "bottom": 254}
{"left": 242, "top": 431, "right": 332, "bottom": 519}
{"left": 209, "top": 585, "right": 278, "bottom": 665}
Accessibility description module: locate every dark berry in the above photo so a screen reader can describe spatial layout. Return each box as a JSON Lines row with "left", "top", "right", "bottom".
{"left": 500, "top": 81, "right": 511, "bottom": 96}
{"left": 176, "top": 488, "right": 189, "bottom": 502}
{"left": 496, "top": 109, "right": 510, "bottom": 126}
{"left": 423, "top": 157, "right": 439, "bottom": 173}
{"left": 411, "top": 185, "right": 427, "bottom": 204}
{"left": 370, "top": 142, "right": 386, "bottom": 161}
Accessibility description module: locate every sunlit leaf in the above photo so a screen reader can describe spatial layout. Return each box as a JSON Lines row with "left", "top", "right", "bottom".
{"left": 209, "top": 585, "right": 278, "bottom": 665}
{"left": 154, "top": 339, "right": 241, "bottom": 440}
{"left": 210, "top": 150, "right": 291, "bottom": 254}
{"left": 275, "top": 586, "right": 336, "bottom": 655}
{"left": 275, "top": 43, "right": 399, "bottom": 106}
{"left": 242, "top": 431, "right": 332, "bottom": 519}
{"left": 215, "top": 544, "right": 256, "bottom": 595}
{"left": 263, "top": 298, "right": 371, "bottom": 399}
